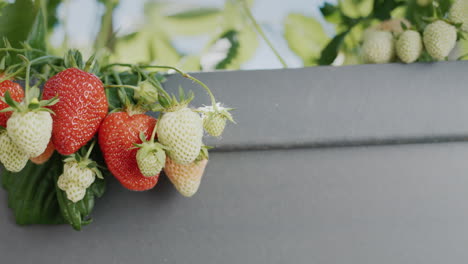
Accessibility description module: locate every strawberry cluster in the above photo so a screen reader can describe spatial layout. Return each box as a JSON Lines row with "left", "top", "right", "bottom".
{"left": 0, "top": 50, "right": 234, "bottom": 229}
{"left": 361, "top": 0, "right": 468, "bottom": 64}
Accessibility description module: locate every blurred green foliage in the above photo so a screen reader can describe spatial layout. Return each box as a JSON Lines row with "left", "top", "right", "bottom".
{"left": 284, "top": 0, "right": 467, "bottom": 66}
{"left": 0, "top": 0, "right": 465, "bottom": 70}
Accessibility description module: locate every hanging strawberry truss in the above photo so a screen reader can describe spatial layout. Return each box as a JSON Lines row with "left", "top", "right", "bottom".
{"left": 0, "top": 11, "right": 234, "bottom": 231}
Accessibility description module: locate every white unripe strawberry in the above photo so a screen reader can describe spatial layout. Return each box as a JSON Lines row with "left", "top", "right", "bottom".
{"left": 423, "top": 20, "right": 457, "bottom": 60}
{"left": 64, "top": 162, "right": 96, "bottom": 189}
{"left": 65, "top": 184, "right": 87, "bottom": 203}
{"left": 57, "top": 144, "right": 103, "bottom": 203}
{"left": 449, "top": 0, "right": 468, "bottom": 32}
{"left": 157, "top": 108, "right": 203, "bottom": 165}
{"left": 0, "top": 130, "right": 29, "bottom": 172}
{"left": 362, "top": 30, "right": 395, "bottom": 64}
{"left": 198, "top": 103, "right": 235, "bottom": 137}
{"left": 136, "top": 142, "right": 167, "bottom": 177}
{"left": 57, "top": 174, "right": 71, "bottom": 190}
{"left": 58, "top": 172, "right": 87, "bottom": 203}
{"left": 7, "top": 111, "right": 52, "bottom": 158}
{"left": 396, "top": 30, "right": 423, "bottom": 63}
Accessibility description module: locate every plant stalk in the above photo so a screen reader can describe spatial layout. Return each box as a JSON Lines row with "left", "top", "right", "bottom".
{"left": 239, "top": 0, "right": 288, "bottom": 68}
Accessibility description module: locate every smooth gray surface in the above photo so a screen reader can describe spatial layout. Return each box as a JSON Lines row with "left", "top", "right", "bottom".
{"left": 2, "top": 142, "right": 468, "bottom": 263}
{"left": 162, "top": 61, "right": 468, "bottom": 150}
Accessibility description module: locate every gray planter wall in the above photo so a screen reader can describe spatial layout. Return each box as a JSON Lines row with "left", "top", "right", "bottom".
{"left": 1, "top": 61, "right": 468, "bottom": 263}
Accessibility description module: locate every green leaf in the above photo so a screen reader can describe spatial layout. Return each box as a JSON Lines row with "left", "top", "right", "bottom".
{"left": 0, "top": 0, "right": 37, "bottom": 50}
{"left": 318, "top": 30, "right": 350, "bottom": 65}
{"left": 284, "top": 13, "right": 330, "bottom": 66}
{"left": 320, "top": 2, "right": 342, "bottom": 24}
{"left": 214, "top": 30, "right": 240, "bottom": 70}
{"left": 1, "top": 154, "right": 65, "bottom": 225}
{"left": 112, "top": 30, "right": 180, "bottom": 65}
{"left": 202, "top": 27, "right": 258, "bottom": 70}
{"left": 144, "top": 3, "right": 221, "bottom": 37}
{"left": 3, "top": 90, "right": 20, "bottom": 109}
{"left": 372, "top": 0, "right": 402, "bottom": 20}
{"left": 163, "top": 7, "right": 222, "bottom": 36}
{"left": 55, "top": 177, "right": 106, "bottom": 231}
{"left": 26, "top": 0, "right": 47, "bottom": 57}
{"left": 167, "top": 8, "right": 220, "bottom": 19}
{"left": 46, "top": 0, "right": 60, "bottom": 29}
{"left": 340, "top": 0, "right": 374, "bottom": 18}
{"left": 178, "top": 55, "right": 201, "bottom": 72}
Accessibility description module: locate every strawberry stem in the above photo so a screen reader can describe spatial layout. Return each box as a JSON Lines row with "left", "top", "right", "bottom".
{"left": 239, "top": 0, "right": 288, "bottom": 68}
{"left": 103, "top": 63, "right": 219, "bottom": 110}
{"left": 23, "top": 57, "right": 32, "bottom": 100}
{"left": 0, "top": 65, "right": 24, "bottom": 83}
{"left": 0, "top": 47, "right": 47, "bottom": 55}
{"left": 150, "top": 112, "right": 162, "bottom": 142}
{"left": 104, "top": 84, "right": 139, "bottom": 90}
{"left": 111, "top": 70, "right": 131, "bottom": 108}
{"left": 84, "top": 140, "right": 96, "bottom": 160}
{"left": 137, "top": 65, "right": 219, "bottom": 111}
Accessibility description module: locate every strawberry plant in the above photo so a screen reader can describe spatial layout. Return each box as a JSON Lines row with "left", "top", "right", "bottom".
{"left": 0, "top": 2, "right": 236, "bottom": 230}
{"left": 284, "top": 0, "right": 468, "bottom": 65}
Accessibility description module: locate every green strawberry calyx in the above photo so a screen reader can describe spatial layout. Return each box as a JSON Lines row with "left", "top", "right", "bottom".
{"left": 198, "top": 103, "right": 236, "bottom": 124}
{"left": 63, "top": 141, "right": 104, "bottom": 180}
{"left": 134, "top": 80, "right": 159, "bottom": 105}
{"left": 0, "top": 54, "right": 59, "bottom": 114}
{"left": 157, "top": 86, "right": 195, "bottom": 113}
{"left": 195, "top": 145, "right": 212, "bottom": 163}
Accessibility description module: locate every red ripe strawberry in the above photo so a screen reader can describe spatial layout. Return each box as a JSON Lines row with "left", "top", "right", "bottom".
{"left": 0, "top": 80, "right": 24, "bottom": 127}
{"left": 30, "top": 140, "right": 55, "bottom": 165}
{"left": 98, "top": 111, "right": 159, "bottom": 191}
{"left": 42, "top": 68, "right": 107, "bottom": 155}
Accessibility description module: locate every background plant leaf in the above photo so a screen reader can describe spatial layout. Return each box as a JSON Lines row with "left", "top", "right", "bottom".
{"left": 340, "top": 0, "right": 374, "bottom": 18}
{"left": 284, "top": 13, "right": 330, "bottom": 66}
{"left": 26, "top": 1, "right": 48, "bottom": 58}
{"left": 55, "top": 176, "right": 106, "bottom": 231}
{"left": 214, "top": 30, "right": 240, "bottom": 70}
{"left": 318, "top": 30, "right": 350, "bottom": 65}
{"left": 1, "top": 154, "right": 65, "bottom": 225}
{"left": 0, "top": 0, "right": 36, "bottom": 49}
{"left": 163, "top": 7, "right": 222, "bottom": 36}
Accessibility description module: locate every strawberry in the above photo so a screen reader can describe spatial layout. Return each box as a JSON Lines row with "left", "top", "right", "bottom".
{"left": 396, "top": 30, "right": 423, "bottom": 64}
{"left": 0, "top": 130, "right": 28, "bottom": 172}
{"left": 375, "top": 18, "right": 411, "bottom": 35}
{"left": 135, "top": 140, "right": 168, "bottom": 177}
{"left": 0, "top": 80, "right": 24, "bottom": 127}
{"left": 164, "top": 147, "right": 209, "bottom": 197}
{"left": 63, "top": 162, "right": 96, "bottom": 189}
{"left": 64, "top": 184, "right": 87, "bottom": 203}
{"left": 57, "top": 145, "right": 103, "bottom": 202}
{"left": 7, "top": 110, "right": 53, "bottom": 158}
{"left": 134, "top": 80, "right": 159, "bottom": 104}
{"left": 30, "top": 140, "right": 55, "bottom": 165}
{"left": 423, "top": 20, "right": 457, "bottom": 60}
{"left": 157, "top": 108, "right": 203, "bottom": 165}
{"left": 42, "top": 68, "right": 108, "bottom": 155}
{"left": 449, "top": 0, "right": 468, "bottom": 32}
{"left": 198, "top": 103, "right": 234, "bottom": 137}
{"left": 362, "top": 30, "right": 395, "bottom": 64}
{"left": 98, "top": 111, "right": 159, "bottom": 191}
